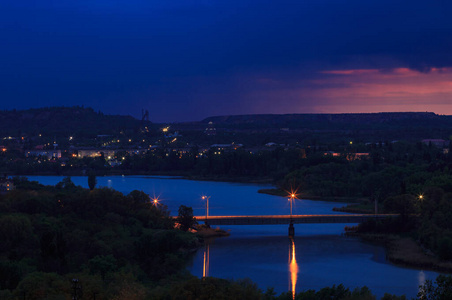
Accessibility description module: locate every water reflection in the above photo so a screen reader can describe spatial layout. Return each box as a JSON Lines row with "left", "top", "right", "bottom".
{"left": 203, "top": 242, "right": 210, "bottom": 278}
{"left": 289, "top": 237, "right": 298, "bottom": 299}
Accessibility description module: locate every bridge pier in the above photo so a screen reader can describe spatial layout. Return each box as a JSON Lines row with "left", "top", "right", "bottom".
{"left": 288, "top": 222, "right": 295, "bottom": 237}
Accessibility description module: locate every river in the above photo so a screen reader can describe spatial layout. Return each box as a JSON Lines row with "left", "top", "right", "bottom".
{"left": 26, "top": 175, "right": 439, "bottom": 299}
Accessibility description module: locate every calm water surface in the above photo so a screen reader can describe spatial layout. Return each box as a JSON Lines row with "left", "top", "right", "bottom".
{"left": 27, "top": 175, "right": 439, "bottom": 299}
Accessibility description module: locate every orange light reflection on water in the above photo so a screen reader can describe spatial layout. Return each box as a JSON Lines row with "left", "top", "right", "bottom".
{"left": 203, "top": 243, "right": 210, "bottom": 278}
{"left": 289, "top": 237, "right": 298, "bottom": 300}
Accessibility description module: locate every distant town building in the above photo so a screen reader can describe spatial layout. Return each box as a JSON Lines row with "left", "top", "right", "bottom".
{"left": 77, "top": 149, "right": 116, "bottom": 158}
{"left": 265, "top": 142, "right": 277, "bottom": 147}
{"left": 76, "top": 148, "right": 146, "bottom": 159}
{"left": 323, "top": 151, "right": 341, "bottom": 157}
{"left": 26, "top": 150, "right": 62, "bottom": 160}
{"left": 421, "top": 139, "right": 448, "bottom": 148}
{"left": 205, "top": 122, "right": 216, "bottom": 136}
{"left": 211, "top": 143, "right": 243, "bottom": 150}
{"left": 346, "top": 153, "right": 370, "bottom": 161}
{"left": 324, "top": 152, "right": 369, "bottom": 161}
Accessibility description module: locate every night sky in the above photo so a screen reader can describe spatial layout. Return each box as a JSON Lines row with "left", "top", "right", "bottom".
{"left": 2, "top": 1, "right": 452, "bottom": 122}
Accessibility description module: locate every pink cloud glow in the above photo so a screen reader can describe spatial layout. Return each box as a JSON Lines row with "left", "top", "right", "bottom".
{"left": 247, "top": 67, "right": 452, "bottom": 115}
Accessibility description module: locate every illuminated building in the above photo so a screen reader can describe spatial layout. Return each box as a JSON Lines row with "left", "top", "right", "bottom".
{"left": 204, "top": 121, "right": 216, "bottom": 136}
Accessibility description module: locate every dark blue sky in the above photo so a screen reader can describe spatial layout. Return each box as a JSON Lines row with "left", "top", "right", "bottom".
{"left": 2, "top": 1, "right": 452, "bottom": 122}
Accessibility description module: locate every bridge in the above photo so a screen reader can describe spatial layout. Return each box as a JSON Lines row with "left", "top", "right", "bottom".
{"left": 191, "top": 214, "right": 398, "bottom": 236}
{"left": 193, "top": 214, "right": 397, "bottom": 225}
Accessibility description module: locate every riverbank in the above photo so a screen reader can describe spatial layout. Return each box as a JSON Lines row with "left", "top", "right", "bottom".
{"left": 333, "top": 203, "right": 374, "bottom": 214}
{"left": 195, "top": 225, "right": 230, "bottom": 238}
{"left": 15, "top": 170, "right": 274, "bottom": 184}
{"left": 350, "top": 233, "right": 452, "bottom": 273}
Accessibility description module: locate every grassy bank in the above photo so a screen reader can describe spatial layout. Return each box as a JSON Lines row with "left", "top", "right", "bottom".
{"left": 333, "top": 203, "right": 375, "bottom": 214}
{"left": 195, "top": 225, "right": 231, "bottom": 238}
{"left": 18, "top": 170, "right": 274, "bottom": 184}
{"left": 351, "top": 234, "right": 452, "bottom": 273}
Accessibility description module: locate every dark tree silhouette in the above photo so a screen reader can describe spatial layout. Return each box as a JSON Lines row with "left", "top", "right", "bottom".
{"left": 177, "top": 205, "right": 197, "bottom": 231}
{"left": 88, "top": 172, "right": 97, "bottom": 191}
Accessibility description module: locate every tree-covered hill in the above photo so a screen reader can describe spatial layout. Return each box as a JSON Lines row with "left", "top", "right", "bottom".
{"left": 0, "top": 106, "right": 146, "bottom": 137}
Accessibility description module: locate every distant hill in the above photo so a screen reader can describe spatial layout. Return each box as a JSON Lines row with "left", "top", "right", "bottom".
{"left": 202, "top": 112, "right": 451, "bottom": 129}
{"left": 1, "top": 108, "right": 451, "bottom": 142}
{"left": 200, "top": 112, "right": 452, "bottom": 141}
{"left": 0, "top": 106, "right": 145, "bottom": 137}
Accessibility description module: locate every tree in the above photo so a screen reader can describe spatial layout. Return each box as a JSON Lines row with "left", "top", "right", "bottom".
{"left": 418, "top": 275, "right": 452, "bottom": 300}
{"left": 56, "top": 176, "right": 76, "bottom": 190}
{"left": 384, "top": 194, "right": 418, "bottom": 216}
{"left": 88, "top": 171, "right": 97, "bottom": 191}
{"left": 88, "top": 255, "right": 118, "bottom": 280}
{"left": 14, "top": 272, "right": 69, "bottom": 300}
{"left": 177, "top": 205, "right": 197, "bottom": 231}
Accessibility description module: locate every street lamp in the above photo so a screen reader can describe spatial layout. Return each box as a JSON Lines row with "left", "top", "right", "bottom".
{"left": 289, "top": 193, "right": 296, "bottom": 219}
{"left": 288, "top": 192, "right": 297, "bottom": 237}
{"left": 202, "top": 195, "right": 210, "bottom": 225}
{"left": 151, "top": 196, "right": 160, "bottom": 209}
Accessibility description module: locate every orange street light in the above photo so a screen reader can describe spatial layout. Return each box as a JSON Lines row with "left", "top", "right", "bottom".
{"left": 151, "top": 196, "right": 160, "bottom": 208}
{"left": 288, "top": 192, "right": 297, "bottom": 218}
{"left": 202, "top": 195, "right": 210, "bottom": 223}
{"left": 288, "top": 191, "right": 299, "bottom": 237}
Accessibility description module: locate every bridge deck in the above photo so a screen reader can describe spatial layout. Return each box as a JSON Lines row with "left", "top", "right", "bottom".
{"left": 191, "top": 214, "right": 397, "bottom": 225}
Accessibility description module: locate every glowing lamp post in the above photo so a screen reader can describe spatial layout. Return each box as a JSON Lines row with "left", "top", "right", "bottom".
{"left": 202, "top": 195, "right": 210, "bottom": 226}
{"left": 288, "top": 192, "right": 297, "bottom": 237}
{"left": 289, "top": 193, "right": 296, "bottom": 218}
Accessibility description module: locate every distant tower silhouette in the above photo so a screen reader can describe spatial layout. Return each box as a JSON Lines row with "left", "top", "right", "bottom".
{"left": 141, "top": 109, "right": 151, "bottom": 132}
{"left": 142, "top": 109, "right": 150, "bottom": 122}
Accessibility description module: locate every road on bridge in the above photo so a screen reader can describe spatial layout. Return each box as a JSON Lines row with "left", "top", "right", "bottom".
{"left": 192, "top": 214, "right": 398, "bottom": 225}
